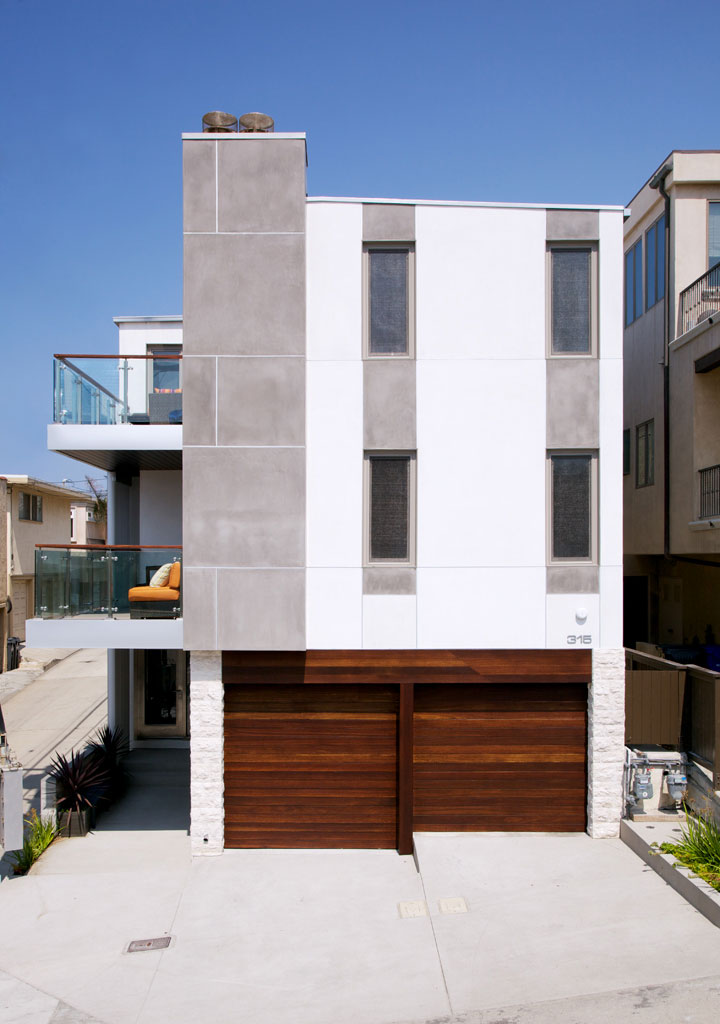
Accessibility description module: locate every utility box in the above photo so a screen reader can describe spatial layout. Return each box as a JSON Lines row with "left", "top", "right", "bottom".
{"left": 0, "top": 765, "right": 24, "bottom": 852}
{"left": 627, "top": 746, "right": 687, "bottom": 820}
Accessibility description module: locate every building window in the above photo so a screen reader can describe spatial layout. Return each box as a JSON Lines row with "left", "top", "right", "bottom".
{"left": 149, "top": 345, "right": 182, "bottom": 393}
{"left": 548, "top": 453, "right": 596, "bottom": 562}
{"left": 623, "top": 429, "right": 631, "bottom": 476}
{"left": 364, "top": 246, "right": 414, "bottom": 357}
{"left": 625, "top": 238, "right": 643, "bottom": 326}
{"left": 548, "top": 245, "right": 596, "bottom": 355}
{"left": 710, "top": 202, "right": 720, "bottom": 270}
{"left": 646, "top": 214, "right": 666, "bottom": 310}
{"left": 364, "top": 453, "right": 416, "bottom": 563}
{"left": 18, "top": 492, "right": 43, "bottom": 522}
{"left": 636, "top": 420, "right": 655, "bottom": 488}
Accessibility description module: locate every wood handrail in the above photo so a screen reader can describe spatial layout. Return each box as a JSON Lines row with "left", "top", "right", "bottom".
{"left": 36, "top": 544, "right": 182, "bottom": 550}
{"left": 54, "top": 354, "right": 182, "bottom": 360}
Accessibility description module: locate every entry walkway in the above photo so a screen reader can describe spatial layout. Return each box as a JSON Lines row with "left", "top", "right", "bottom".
{"left": 1, "top": 776, "right": 720, "bottom": 1024}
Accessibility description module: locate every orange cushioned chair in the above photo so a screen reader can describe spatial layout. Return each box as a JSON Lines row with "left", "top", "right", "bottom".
{"left": 128, "top": 561, "right": 181, "bottom": 618}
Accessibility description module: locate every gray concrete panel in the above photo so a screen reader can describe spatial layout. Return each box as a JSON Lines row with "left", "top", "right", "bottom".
{"left": 217, "top": 357, "right": 305, "bottom": 446}
{"left": 217, "top": 140, "right": 306, "bottom": 234}
{"left": 183, "top": 233, "right": 305, "bottom": 356}
{"left": 217, "top": 568, "right": 305, "bottom": 649}
{"left": 546, "top": 359, "right": 599, "bottom": 448}
{"left": 182, "top": 568, "right": 217, "bottom": 651}
{"left": 363, "top": 204, "right": 416, "bottom": 241}
{"left": 182, "top": 357, "right": 216, "bottom": 446}
{"left": 546, "top": 566, "right": 599, "bottom": 594}
{"left": 547, "top": 209, "right": 599, "bottom": 240}
{"left": 363, "top": 567, "right": 416, "bottom": 595}
{"left": 183, "top": 447, "right": 305, "bottom": 567}
{"left": 183, "top": 141, "right": 216, "bottom": 234}
{"left": 363, "top": 360, "right": 416, "bottom": 449}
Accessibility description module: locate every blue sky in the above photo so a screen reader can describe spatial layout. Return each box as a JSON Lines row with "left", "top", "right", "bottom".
{"left": 2, "top": 0, "right": 719, "bottom": 483}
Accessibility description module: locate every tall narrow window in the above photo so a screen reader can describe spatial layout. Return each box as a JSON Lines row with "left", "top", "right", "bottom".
{"left": 623, "top": 429, "right": 631, "bottom": 476}
{"left": 636, "top": 420, "right": 655, "bottom": 488}
{"left": 625, "top": 238, "right": 643, "bottom": 325}
{"left": 365, "top": 247, "right": 414, "bottom": 356}
{"left": 550, "top": 248, "right": 591, "bottom": 353}
{"left": 365, "top": 453, "right": 415, "bottom": 563}
{"left": 646, "top": 214, "right": 665, "bottom": 310}
{"left": 709, "top": 203, "right": 720, "bottom": 270}
{"left": 549, "top": 454, "right": 594, "bottom": 561}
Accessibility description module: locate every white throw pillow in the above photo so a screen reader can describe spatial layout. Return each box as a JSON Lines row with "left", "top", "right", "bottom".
{"left": 149, "top": 563, "right": 173, "bottom": 588}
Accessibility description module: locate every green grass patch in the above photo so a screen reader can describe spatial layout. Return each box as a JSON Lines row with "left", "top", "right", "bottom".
{"left": 659, "top": 808, "right": 720, "bottom": 892}
{"left": 8, "top": 810, "right": 59, "bottom": 876}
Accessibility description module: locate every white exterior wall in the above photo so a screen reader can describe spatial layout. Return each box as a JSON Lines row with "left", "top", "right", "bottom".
{"left": 305, "top": 201, "right": 625, "bottom": 651}
{"left": 138, "top": 470, "right": 183, "bottom": 546}
{"left": 117, "top": 321, "right": 183, "bottom": 416}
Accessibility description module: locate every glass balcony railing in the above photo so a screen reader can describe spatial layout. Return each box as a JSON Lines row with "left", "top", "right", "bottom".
{"left": 35, "top": 546, "right": 182, "bottom": 619}
{"left": 53, "top": 353, "right": 182, "bottom": 425}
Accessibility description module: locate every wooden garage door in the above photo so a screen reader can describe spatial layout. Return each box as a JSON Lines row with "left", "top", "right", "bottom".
{"left": 414, "top": 684, "right": 587, "bottom": 832}
{"left": 224, "top": 684, "right": 398, "bottom": 848}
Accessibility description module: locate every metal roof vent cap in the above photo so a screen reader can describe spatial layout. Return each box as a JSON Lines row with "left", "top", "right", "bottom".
{"left": 202, "top": 111, "right": 238, "bottom": 133}
{"left": 238, "top": 112, "right": 274, "bottom": 133}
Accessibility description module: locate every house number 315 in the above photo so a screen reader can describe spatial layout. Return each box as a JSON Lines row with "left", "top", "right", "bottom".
{"left": 567, "top": 635, "right": 592, "bottom": 645}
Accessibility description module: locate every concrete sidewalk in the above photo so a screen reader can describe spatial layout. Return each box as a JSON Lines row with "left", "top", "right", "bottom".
{"left": 0, "top": 647, "right": 79, "bottom": 702}
{"left": 2, "top": 776, "right": 720, "bottom": 1024}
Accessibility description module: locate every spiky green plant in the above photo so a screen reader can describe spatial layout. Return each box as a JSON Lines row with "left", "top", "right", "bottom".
{"left": 659, "top": 807, "right": 720, "bottom": 891}
{"left": 8, "top": 809, "right": 59, "bottom": 875}
{"left": 87, "top": 725, "right": 130, "bottom": 804}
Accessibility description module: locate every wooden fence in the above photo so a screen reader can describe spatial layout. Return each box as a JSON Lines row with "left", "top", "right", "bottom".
{"left": 625, "top": 649, "right": 720, "bottom": 789}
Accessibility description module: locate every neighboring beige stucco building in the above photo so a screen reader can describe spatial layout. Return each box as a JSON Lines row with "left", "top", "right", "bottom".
{"left": 0, "top": 478, "right": 8, "bottom": 670}
{"left": 71, "top": 502, "right": 106, "bottom": 546}
{"left": 623, "top": 151, "right": 720, "bottom": 649}
{"left": 2, "top": 476, "right": 93, "bottom": 643}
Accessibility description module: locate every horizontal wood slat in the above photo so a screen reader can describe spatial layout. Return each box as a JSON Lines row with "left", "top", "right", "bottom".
{"left": 223, "top": 650, "right": 591, "bottom": 685}
{"left": 224, "top": 684, "right": 397, "bottom": 849}
{"left": 413, "top": 683, "right": 587, "bottom": 832}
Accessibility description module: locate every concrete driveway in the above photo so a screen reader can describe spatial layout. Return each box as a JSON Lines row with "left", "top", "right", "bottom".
{"left": 2, "top": 774, "right": 720, "bottom": 1024}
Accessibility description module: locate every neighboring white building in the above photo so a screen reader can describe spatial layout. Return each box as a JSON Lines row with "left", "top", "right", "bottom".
{"left": 29, "top": 119, "right": 626, "bottom": 854}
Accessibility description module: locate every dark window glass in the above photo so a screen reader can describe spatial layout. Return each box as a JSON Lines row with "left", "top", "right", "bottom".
{"left": 370, "top": 456, "right": 410, "bottom": 560}
{"left": 646, "top": 224, "right": 656, "bottom": 310}
{"left": 656, "top": 214, "right": 666, "bottom": 302}
{"left": 633, "top": 239, "right": 643, "bottom": 320}
{"left": 552, "top": 249, "right": 590, "bottom": 353}
{"left": 151, "top": 346, "right": 181, "bottom": 392}
{"left": 369, "top": 250, "right": 408, "bottom": 354}
{"left": 709, "top": 203, "right": 720, "bottom": 270}
{"left": 636, "top": 420, "right": 654, "bottom": 488}
{"left": 623, "top": 429, "right": 631, "bottom": 476}
{"left": 625, "top": 249, "right": 634, "bottom": 327}
{"left": 552, "top": 455, "right": 591, "bottom": 559}
{"left": 19, "top": 492, "right": 42, "bottom": 522}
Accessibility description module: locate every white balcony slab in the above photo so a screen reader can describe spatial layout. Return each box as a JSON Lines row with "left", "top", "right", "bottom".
{"left": 26, "top": 617, "right": 183, "bottom": 650}
{"left": 49, "top": 423, "right": 182, "bottom": 451}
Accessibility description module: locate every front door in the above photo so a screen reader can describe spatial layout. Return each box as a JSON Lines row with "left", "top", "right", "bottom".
{"left": 134, "top": 649, "right": 188, "bottom": 739}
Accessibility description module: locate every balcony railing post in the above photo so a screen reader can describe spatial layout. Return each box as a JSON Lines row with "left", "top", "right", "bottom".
{"left": 121, "top": 360, "right": 129, "bottom": 423}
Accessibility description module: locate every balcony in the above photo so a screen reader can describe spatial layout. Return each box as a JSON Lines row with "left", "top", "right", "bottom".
{"left": 700, "top": 465, "right": 720, "bottom": 519}
{"left": 26, "top": 545, "right": 183, "bottom": 650}
{"left": 679, "top": 264, "right": 720, "bottom": 337}
{"left": 48, "top": 354, "right": 183, "bottom": 471}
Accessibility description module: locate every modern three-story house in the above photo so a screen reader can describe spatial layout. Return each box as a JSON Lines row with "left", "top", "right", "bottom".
{"left": 28, "top": 116, "right": 626, "bottom": 854}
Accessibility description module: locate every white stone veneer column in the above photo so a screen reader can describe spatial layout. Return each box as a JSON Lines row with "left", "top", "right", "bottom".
{"left": 189, "top": 651, "right": 224, "bottom": 855}
{"left": 587, "top": 648, "right": 625, "bottom": 838}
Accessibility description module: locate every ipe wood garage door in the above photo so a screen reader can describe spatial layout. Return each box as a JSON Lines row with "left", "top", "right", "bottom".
{"left": 224, "top": 684, "right": 398, "bottom": 848}
{"left": 414, "top": 683, "right": 588, "bottom": 832}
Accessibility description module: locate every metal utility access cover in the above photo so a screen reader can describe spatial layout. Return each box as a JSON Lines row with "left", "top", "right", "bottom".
{"left": 438, "top": 897, "right": 468, "bottom": 915}
{"left": 398, "top": 900, "right": 428, "bottom": 919}
{"left": 127, "top": 936, "right": 172, "bottom": 953}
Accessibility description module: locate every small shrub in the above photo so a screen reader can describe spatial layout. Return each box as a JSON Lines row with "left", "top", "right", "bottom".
{"left": 659, "top": 807, "right": 720, "bottom": 891}
{"left": 48, "top": 749, "right": 110, "bottom": 814}
{"left": 87, "top": 726, "right": 130, "bottom": 804}
{"left": 8, "top": 809, "right": 59, "bottom": 876}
